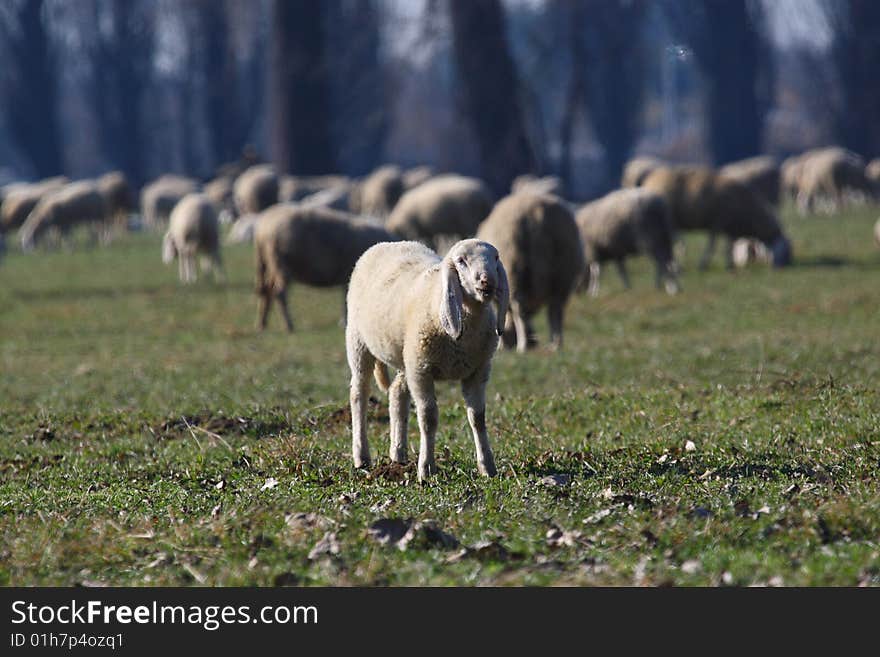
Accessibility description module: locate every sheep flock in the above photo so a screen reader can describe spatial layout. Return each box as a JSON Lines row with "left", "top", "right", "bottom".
{"left": 3, "top": 143, "right": 879, "bottom": 478}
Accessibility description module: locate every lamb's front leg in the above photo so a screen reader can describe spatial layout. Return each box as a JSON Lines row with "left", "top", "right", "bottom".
{"left": 407, "top": 373, "right": 438, "bottom": 482}
{"left": 461, "top": 366, "right": 497, "bottom": 477}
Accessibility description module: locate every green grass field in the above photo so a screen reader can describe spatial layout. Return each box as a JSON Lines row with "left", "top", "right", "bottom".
{"left": 1, "top": 205, "right": 879, "bottom": 586}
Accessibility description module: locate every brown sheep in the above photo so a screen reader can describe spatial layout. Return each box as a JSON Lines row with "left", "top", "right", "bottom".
{"left": 795, "top": 147, "right": 875, "bottom": 214}
{"left": 386, "top": 174, "right": 493, "bottom": 252}
{"left": 254, "top": 205, "right": 398, "bottom": 331}
{"left": 348, "top": 164, "right": 405, "bottom": 219}
{"left": 140, "top": 175, "right": 199, "bottom": 228}
{"left": 234, "top": 164, "right": 279, "bottom": 215}
{"left": 476, "top": 193, "right": 584, "bottom": 352}
{"left": 19, "top": 181, "right": 107, "bottom": 251}
{"left": 621, "top": 156, "right": 665, "bottom": 188}
{"left": 641, "top": 165, "right": 792, "bottom": 269}
{"left": 719, "top": 155, "right": 781, "bottom": 208}
{"left": 575, "top": 188, "right": 680, "bottom": 295}
{"left": 96, "top": 171, "right": 135, "bottom": 226}
{"left": 0, "top": 177, "right": 68, "bottom": 233}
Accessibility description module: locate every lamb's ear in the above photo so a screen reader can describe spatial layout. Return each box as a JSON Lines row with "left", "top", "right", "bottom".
{"left": 162, "top": 232, "right": 176, "bottom": 264}
{"left": 495, "top": 258, "right": 510, "bottom": 336}
{"left": 439, "top": 261, "right": 463, "bottom": 340}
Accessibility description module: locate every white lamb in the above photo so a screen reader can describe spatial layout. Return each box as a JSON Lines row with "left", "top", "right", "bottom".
{"left": 345, "top": 238, "right": 509, "bottom": 482}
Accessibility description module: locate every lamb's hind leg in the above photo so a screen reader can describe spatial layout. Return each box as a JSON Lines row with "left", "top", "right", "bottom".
{"left": 461, "top": 365, "right": 497, "bottom": 477}
{"left": 388, "top": 371, "right": 410, "bottom": 463}
{"left": 346, "top": 329, "right": 374, "bottom": 470}
{"left": 407, "top": 372, "right": 438, "bottom": 482}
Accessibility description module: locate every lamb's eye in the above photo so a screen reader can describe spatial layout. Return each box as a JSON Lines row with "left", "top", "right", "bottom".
{"left": 457, "top": 257, "right": 466, "bottom": 265}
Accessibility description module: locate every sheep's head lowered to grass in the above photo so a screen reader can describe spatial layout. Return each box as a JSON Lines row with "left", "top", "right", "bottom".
{"left": 440, "top": 239, "right": 509, "bottom": 340}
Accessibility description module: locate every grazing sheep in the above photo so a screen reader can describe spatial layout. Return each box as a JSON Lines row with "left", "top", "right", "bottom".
{"left": 96, "top": 171, "right": 135, "bottom": 226}
{"left": 795, "top": 147, "right": 875, "bottom": 214}
{"left": 254, "top": 205, "right": 397, "bottom": 331}
{"left": 278, "top": 174, "right": 350, "bottom": 203}
{"left": 19, "top": 181, "right": 107, "bottom": 251}
{"left": 162, "top": 193, "right": 222, "bottom": 284}
{"left": 642, "top": 165, "right": 792, "bottom": 269}
{"left": 349, "top": 165, "right": 405, "bottom": 218}
{"left": 203, "top": 175, "right": 236, "bottom": 224}
{"left": 476, "top": 193, "right": 584, "bottom": 352}
{"left": 234, "top": 164, "right": 279, "bottom": 215}
{"left": 402, "top": 165, "right": 434, "bottom": 190}
{"left": 875, "top": 218, "right": 880, "bottom": 248}
{"left": 345, "top": 238, "right": 508, "bottom": 481}
{"left": 780, "top": 153, "right": 808, "bottom": 202}
{"left": 621, "top": 156, "right": 665, "bottom": 188}
{"left": 510, "top": 174, "right": 563, "bottom": 197}
{"left": 385, "top": 174, "right": 493, "bottom": 252}
{"left": 0, "top": 177, "right": 68, "bottom": 233}
{"left": 575, "top": 188, "right": 680, "bottom": 296}
{"left": 720, "top": 155, "right": 781, "bottom": 208}
{"left": 140, "top": 175, "right": 198, "bottom": 229}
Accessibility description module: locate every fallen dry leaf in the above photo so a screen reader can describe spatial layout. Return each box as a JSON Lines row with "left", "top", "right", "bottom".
{"left": 308, "top": 532, "right": 340, "bottom": 560}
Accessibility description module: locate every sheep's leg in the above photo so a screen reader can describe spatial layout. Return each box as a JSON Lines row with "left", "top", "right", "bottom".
{"left": 615, "top": 259, "right": 631, "bottom": 289}
{"left": 346, "top": 332, "right": 374, "bottom": 470}
{"left": 388, "top": 370, "right": 410, "bottom": 463}
{"left": 257, "top": 291, "right": 273, "bottom": 330}
{"left": 587, "top": 262, "right": 601, "bottom": 297}
{"left": 212, "top": 252, "right": 225, "bottom": 283}
{"left": 724, "top": 238, "right": 735, "bottom": 270}
{"left": 462, "top": 368, "right": 497, "bottom": 478}
{"left": 698, "top": 232, "right": 717, "bottom": 271}
{"left": 407, "top": 373, "right": 438, "bottom": 482}
{"left": 178, "top": 255, "right": 186, "bottom": 283}
{"left": 276, "top": 287, "right": 294, "bottom": 332}
{"left": 547, "top": 299, "right": 564, "bottom": 351}
{"left": 511, "top": 307, "right": 530, "bottom": 354}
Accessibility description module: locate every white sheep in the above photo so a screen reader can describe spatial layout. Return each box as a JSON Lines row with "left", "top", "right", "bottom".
{"left": 874, "top": 218, "right": 880, "bottom": 248}
{"left": 162, "top": 193, "right": 223, "bottom": 283}
{"left": 345, "top": 238, "right": 509, "bottom": 482}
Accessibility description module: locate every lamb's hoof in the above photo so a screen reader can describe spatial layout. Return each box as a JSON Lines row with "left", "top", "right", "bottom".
{"left": 478, "top": 460, "right": 497, "bottom": 477}
{"left": 353, "top": 454, "right": 371, "bottom": 470}
{"left": 418, "top": 460, "right": 438, "bottom": 482}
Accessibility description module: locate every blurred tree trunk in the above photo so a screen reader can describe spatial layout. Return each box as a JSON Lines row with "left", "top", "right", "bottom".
{"left": 582, "top": 0, "right": 648, "bottom": 190}
{"left": 325, "top": 0, "right": 389, "bottom": 176}
{"left": 197, "top": 0, "right": 247, "bottom": 167}
{"left": 0, "top": 0, "right": 63, "bottom": 177}
{"left": 268, "top": 0, "right": 335, "bottom": 175}
{"left": 91, "top": 0, "right": 155, "bottom": 186}
{"left": 830, "top": 0, "right": 880, "bottom": 157}
{"left": 448, "top": 0, "right": 534, "bottom": 195}
{"left": 664, "top": 0, "right": 771, "bottom": 165}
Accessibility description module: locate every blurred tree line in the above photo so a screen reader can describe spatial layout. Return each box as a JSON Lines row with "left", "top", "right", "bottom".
{"left": 0, "top": 0, "right": 876, "bottom": 199}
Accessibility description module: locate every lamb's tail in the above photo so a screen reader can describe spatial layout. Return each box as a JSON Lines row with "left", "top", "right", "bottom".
{"left": 373, "top": 362, "right": 391, "bottom": 393}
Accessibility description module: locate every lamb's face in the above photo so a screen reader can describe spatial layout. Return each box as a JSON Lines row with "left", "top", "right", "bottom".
{"left": 447, "top": 240, "right": 501, "bottom": 304}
